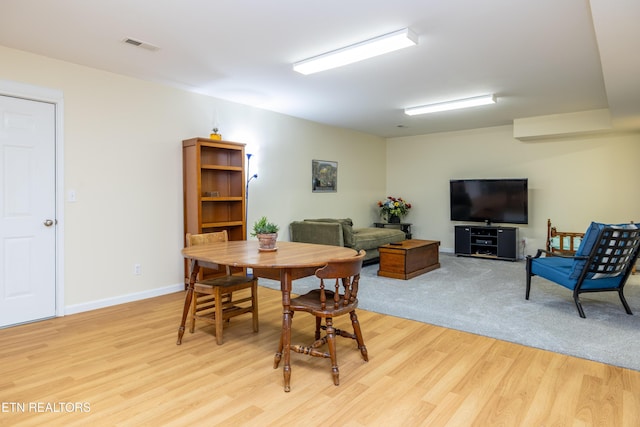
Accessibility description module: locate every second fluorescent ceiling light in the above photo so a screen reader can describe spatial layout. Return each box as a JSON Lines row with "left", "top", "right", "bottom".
{"left": 404, "top": 94, "right": 497, "bottom": 115}
{"left": 293, "top": 28, "right": 418, "bottom": 75}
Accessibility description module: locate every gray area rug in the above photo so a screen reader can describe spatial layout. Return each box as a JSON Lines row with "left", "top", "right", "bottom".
{"left": 258, "top": 253, "right": 640, "bottom": 371}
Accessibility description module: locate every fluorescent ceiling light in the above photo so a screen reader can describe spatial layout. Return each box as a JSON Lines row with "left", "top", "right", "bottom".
{"left": 293, "top": 28, "right": 418, "bottom": 75}
{"left": 404, "top": 94, "right": 497, "bottom": 116}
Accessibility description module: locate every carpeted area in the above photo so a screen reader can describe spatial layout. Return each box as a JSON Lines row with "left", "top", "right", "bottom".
{"left": 258, "top": 253, "right": 640, "bottom": 371}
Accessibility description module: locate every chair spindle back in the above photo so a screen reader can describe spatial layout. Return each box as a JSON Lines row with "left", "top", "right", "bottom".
{"left": 315, "top": 250, "right": 365, "bottom": 310}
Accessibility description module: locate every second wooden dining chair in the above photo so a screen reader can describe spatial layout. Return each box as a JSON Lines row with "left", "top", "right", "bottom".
{"left": 279, "top": 250, "right": 368, "bottom": 387}
{"left": 185, "top": 231, "right": 259, "bottom": 344}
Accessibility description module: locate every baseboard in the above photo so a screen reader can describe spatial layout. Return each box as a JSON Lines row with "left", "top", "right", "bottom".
{"left": 64, "top": 283, "right": 184, "bottom": 316}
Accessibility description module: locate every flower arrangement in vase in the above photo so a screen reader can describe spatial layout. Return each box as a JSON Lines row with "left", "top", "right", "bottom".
{"left": 377, "top": 196, "right": 412, "bottom": 223}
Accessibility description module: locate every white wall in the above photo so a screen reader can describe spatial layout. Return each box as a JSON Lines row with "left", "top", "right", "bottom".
{"left": 2, "top": 44, "right": 638, "bottom": 312}
{"left": 386, "top": 125, "right": 640, "bottom": 255}
{"left": 0, "top": 46, "right": 386, "bottom": 309}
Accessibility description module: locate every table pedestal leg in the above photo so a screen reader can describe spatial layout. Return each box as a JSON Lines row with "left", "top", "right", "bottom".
{"left": 278, "top": 269, "right": 293, "bottom": 392}
{"left": 177, "top": 260, "right": 199, "bottom": 345}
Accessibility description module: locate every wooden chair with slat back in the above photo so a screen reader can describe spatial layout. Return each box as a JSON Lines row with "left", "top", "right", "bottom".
{"left": 276, "top": 250, "right": 368, "bottom": 387}
{"left": 546, "top": 218, "right": 585, "bottom": 256}
{"left": 185, "top": 231, "right": 258, "bottom": 344}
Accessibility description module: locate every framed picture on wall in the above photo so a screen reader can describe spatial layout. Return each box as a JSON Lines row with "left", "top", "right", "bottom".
{"left": 312, "top": 159, "right": 337, "bottom": 192}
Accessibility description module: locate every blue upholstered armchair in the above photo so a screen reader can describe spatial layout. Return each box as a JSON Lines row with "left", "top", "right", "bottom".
{"left": 526, "top": 222, "right": 640, "bottom": 318}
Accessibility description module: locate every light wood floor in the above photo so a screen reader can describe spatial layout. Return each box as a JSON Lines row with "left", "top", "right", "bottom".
{"left": 2, "top": 287, "right": 640, "bottom": 427}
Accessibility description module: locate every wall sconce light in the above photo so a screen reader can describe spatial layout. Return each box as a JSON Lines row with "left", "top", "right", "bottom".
{"left": 404, "top": 94, "right": 497, "bottom": 116}
{"left": 293, "top": 28, "right": 418, "bottom": 75}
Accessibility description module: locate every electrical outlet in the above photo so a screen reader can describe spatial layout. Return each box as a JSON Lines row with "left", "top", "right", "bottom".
{"left": 134, "top": 264, "right": 142, "bottom": 275}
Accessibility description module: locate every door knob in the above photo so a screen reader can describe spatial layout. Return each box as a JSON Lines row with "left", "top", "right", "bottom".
{"left": 44, "top": 219, "right": 56, "bottom": 227}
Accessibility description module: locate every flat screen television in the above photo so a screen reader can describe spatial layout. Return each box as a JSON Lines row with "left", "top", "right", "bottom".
{"left": 450, "top": 178, "right": 528, "bottom": 225}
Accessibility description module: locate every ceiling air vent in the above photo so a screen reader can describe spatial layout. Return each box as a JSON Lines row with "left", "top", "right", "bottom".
{"left": 122, "top": 38, "right": 160, "bottom": 52}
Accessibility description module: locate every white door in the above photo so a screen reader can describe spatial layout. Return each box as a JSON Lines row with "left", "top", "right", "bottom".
{"left": 0, "top": 95, "right": 56, "bottom": 327}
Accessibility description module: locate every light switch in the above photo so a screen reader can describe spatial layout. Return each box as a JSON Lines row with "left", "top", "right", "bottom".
{"left": 68, "top": 190, "right": 77, "bottom": 202}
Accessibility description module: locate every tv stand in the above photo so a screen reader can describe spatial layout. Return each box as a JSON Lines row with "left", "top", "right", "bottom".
{"left": 454, "top": 225, "right": 518, "bottom": 261}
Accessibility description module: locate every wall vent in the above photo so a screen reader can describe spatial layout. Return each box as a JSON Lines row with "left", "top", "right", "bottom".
{"left": 122, "top": 38, "right": 160, "bottom": 52}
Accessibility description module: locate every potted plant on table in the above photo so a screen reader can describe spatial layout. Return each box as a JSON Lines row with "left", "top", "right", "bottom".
{"left": 251, "top": 216, "right": 280, "bottom": 251}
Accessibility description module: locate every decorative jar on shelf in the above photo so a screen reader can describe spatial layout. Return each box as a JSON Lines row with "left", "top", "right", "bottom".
{"left": 209, "top": 127, "right": 222, "bottom": 140}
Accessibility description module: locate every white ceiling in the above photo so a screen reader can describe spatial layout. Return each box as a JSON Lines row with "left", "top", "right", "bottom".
{"left": 1, "top": 0, "right": 638, "bottom": 138}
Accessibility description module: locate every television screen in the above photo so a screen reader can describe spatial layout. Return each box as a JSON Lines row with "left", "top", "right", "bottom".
{"left": 450, "top": 178, "right": 528, "bottom": 224}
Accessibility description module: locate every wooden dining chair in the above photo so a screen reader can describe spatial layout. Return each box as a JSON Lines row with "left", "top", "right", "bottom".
{"left": 185, "top": 231, "right": 258, "bottom": 344}
{"left": 280, "top": 250, "right": 368, "bottom": 386}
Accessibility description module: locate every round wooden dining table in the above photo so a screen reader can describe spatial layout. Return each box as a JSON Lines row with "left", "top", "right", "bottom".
{"left": 179, "top": 240, "right": 358, "bottom": 391}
